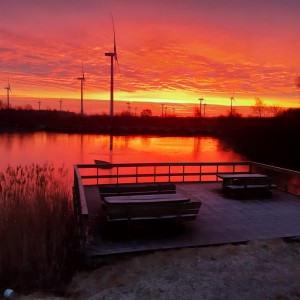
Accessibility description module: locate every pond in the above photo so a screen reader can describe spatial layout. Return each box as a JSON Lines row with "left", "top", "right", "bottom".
{"left": 0, "top": 132, "right": 247, "bottom": 172}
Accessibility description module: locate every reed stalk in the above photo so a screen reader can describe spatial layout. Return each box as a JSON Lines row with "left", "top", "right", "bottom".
{"left": 0, "top": 163, "right": 79, "bottom": 293}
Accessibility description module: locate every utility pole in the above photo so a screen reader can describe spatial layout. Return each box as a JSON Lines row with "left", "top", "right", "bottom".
{"left": 126, "top": 102, "right": 131, "bottom": 115}
{"left": 161, "top": 103, "right": 165, "bottom": 117}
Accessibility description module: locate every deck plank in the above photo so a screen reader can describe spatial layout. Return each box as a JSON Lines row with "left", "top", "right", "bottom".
{"left": 83, "top": 182, "right": 300, "bottom": 260}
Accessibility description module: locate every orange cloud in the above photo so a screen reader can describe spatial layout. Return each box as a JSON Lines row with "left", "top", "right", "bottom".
{"left": 1, "top": 0, "right": 300, "bottom": 109}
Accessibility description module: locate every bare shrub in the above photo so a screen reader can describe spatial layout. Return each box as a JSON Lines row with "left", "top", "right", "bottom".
{"left": 0, "top": 163, "right": 79, "bottom": 293}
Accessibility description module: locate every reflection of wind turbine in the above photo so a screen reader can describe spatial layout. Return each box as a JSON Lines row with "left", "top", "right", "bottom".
{"left": 230, "top": 92, "right": 236, "bottom": 117}
{"left": 105, "top": 14, "right": 119, "bottom": 118}
{"left": 77, "top": 62, "right": 86, "bottom": 115}
{"left": 5, "top": 79, "right": 11, "bottom": 109}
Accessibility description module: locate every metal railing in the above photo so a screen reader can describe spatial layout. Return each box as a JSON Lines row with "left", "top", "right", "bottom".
{"left": 75, "top": 161, "right": 252, "bottom": 186}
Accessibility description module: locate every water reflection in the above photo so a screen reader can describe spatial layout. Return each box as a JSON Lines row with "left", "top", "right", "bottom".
{"left": 0, "top": 133, "right": 246, "bottom": 172}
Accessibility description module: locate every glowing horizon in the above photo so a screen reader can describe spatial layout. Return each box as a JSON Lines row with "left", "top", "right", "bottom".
{"left": 1, "top": 0, "right": 300, "bottom": 110}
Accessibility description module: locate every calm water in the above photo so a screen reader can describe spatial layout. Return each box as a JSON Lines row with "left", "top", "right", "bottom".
{"left": 0, "top": 132, "right": 246, "bottom": 173}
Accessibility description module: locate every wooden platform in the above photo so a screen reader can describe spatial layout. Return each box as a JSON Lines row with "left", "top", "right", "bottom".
{"left": 83, "top": 182, "right": 300, "bottom": 261}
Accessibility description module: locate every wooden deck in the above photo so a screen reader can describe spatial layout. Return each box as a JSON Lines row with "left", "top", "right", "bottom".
{"left": 83, "top": 182, "right": 300, "bottom": 261}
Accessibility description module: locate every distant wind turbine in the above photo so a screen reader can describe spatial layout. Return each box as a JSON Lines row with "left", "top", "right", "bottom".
{"left": 198, "top": 92, "right": 204, "bottom": 118}
{"left": 230, "top": 92, "right": 236, "bottom": 117}
{"left": 105, "top": 14, "right": 119, "bottom": 118}
{"left": 77, "top": 62, "right": 86, "bottom": 115}
{"left": 5, "top": 79, "right": 11, "bottom": 109}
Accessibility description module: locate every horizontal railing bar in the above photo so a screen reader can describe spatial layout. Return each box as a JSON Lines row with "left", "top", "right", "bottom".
{"left": 80, "top": 171, "right": 251, "bottom": 180}
{"left": 77, "top": 161, "right": 252, "bottom": 169}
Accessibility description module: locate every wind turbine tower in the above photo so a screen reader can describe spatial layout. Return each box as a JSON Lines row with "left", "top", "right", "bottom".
{"left": 198, "top": 94, "right": 204, "bottom": 118}
{"left": 77, "top": 62, "right": 85, "bottom": 115}
{"left": 5, "top": 79, "right": 11, "bottom": 109}
{"left": 105, "top": 15, "right": 119, "bottom": 118}
{"left": 230, "top": 92, "right": 235, "bottom": 117}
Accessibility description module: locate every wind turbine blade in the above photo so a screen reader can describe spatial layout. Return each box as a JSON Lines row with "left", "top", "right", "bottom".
{"left": 111, "top": 13, "right": 117, "bottom": 54}
{"left": 81, "top": 62, "right": 84, "bottom": 77}
{"left": 111, "top": 13, "right": 120, "bottom": 72}
{"left": 115, "top": 55, "right": 120, "bottom": 72}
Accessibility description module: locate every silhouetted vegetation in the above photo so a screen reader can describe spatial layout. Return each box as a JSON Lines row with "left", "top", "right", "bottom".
{"left": 0, "top": 164, "right": 80, "bottom": 294}
{"left": 0, "top": 108, "right": 214, "bottom": 136}
{"left": 216, "top": 108, "right": 300, "bottom": 170}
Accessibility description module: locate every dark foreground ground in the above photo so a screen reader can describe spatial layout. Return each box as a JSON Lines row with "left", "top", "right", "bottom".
{"left": 20, "top": 238, "right": 300, "bottom": 300}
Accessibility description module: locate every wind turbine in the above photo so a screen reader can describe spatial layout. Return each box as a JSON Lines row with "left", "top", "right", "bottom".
{"left": 105, "top": 14, "right": 119, "bottom": 118}
{"left": 5, "top": 79, "right": 11, "bottom": 109}
{"left": 198, "top": 92, "right": 204, "bottom": 118}
{"left": 230, "top": 92, "right": 236, "bottom": 117}
{"left": 77, "top": 62, "right": 85, "bottom": 115}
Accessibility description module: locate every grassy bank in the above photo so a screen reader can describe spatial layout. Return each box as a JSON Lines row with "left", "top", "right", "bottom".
{"left": 0, "top": 164, "right": 80, "bottom": 294}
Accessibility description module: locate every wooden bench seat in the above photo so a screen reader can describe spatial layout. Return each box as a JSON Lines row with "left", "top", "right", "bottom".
{"left": 224, "top": 182, "right": 277, "bottom": 198}
{"left": 99, "top": 183, "right": 176, "bottom": 201}
{"left": 104, "top": 200, "right": 201, "bottom": 222}
{"left": 225, "top": 184, "right": 277, "bottom": 190}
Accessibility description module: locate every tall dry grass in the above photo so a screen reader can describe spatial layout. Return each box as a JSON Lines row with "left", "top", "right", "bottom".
{"left": 0, "top": 163, "right": 79, "bottom": 293}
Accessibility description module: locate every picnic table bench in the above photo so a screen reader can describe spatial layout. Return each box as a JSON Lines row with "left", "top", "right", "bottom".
{"left": 99, "top": 182, "right": 176, "bottom": 201}
{"left": 103, "top": 193, "right": 201, "bottom": 222}
{"left": 217, "top": 173, "right": 277, "bottom": 198}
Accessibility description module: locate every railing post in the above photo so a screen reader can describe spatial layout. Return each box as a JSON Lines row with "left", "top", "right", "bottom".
{"left": 117, "top": 166, "right": 119, "bottom": 185}
{"left": 200, "top": 165, "right": 202, "bottom": 182}
{"left": 97, "top": 167, "right": 99, "bottom": 186}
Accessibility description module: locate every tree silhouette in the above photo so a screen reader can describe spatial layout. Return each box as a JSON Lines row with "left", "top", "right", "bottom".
{"left": 141, "top": 109, "right": 152, "bottom": 117}
{"left": 252, "top": 98, "right": 267, "bottom": 118}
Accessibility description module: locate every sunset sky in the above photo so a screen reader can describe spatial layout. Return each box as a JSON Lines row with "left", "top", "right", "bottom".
{"left": 1, "top": 0, "right": 300, "bottom": 111}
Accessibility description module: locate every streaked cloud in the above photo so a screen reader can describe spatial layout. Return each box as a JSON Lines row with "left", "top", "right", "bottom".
{"left": 0, "top": 0, "right": 299, "bottom": 107}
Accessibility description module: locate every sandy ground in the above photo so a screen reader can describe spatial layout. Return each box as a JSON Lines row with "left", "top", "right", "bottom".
{"left": 20, "top": 238, "right": 300, "bottom": 300}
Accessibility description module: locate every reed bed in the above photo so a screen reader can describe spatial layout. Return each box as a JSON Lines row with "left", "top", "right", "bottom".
{"left": 0, "top": 163, "right": 79, "bottom": 293}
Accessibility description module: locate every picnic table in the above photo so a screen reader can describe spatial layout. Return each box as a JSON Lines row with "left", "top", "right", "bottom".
{"left": 216, "top": 173, "right": 276, "bottom": 198}
{"left": 102, "top": 193, "right": 201, "bottom": 222}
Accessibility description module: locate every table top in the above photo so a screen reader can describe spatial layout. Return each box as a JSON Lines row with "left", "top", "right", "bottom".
{"left": 217, "top": 173, "right": 267, "bottom": 179}
{"left": 104, "top": 193, "right": 190, "bottom": 204}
